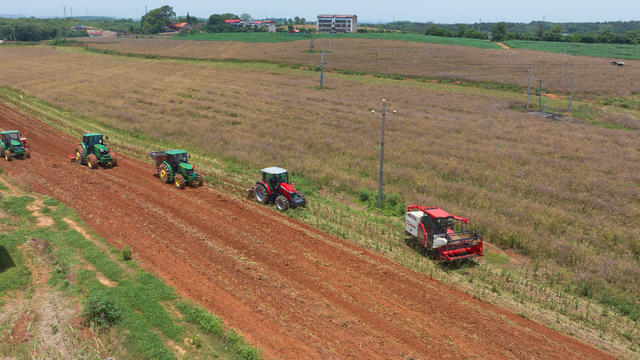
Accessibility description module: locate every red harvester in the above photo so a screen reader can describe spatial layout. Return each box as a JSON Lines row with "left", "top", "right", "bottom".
{"left": 404, "top": 204, "right": 483, "bottom": 261}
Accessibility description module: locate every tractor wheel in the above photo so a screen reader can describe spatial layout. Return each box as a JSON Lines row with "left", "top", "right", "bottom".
{"left": 110, "top": 154, "right": 118, "bottom": 167}
{"left": 24, "top": 149, "right": 31, "bottom": 159}
{"left": 196, "top": 175, "right": 204, "bottom": 187}
{"left": 75, "top": 147, "right": 85, "bottom": 164}
{"left": 275, "top": 195, "right": 290, "bottom": 211}
{"left": 159, "top": 163, "right": 171, "bottom": 183}
{"left": 175, "top": 174, "right": 185, "bottom": 189}
{"left": 4, "top": 150, "right": 12, "bottom": 162}
{"left": 255, "top": 184, "right": 269, "bottom": 204}
{"left": 87, "top": 154, "right": 98, "bottom": 169}
{"left": 298, "top": 193, "right": 307, "bottom": 207}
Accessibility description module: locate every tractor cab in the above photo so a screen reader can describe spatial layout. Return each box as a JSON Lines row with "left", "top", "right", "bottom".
{"left": 165, "top": 150, "right": 192, "bottom": 173}
{"left": 83, "top": 133, "right": 105, "bottom": 151}
{"left": 261, "top": 167, "right": 289, "bottom": 192}
{"left": 1, "top": 130, "right": 20, "bottom": 143}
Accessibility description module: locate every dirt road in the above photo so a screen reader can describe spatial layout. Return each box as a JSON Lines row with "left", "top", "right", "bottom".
{"left": 0, "top": 102, "right": 613, "bottom": 359}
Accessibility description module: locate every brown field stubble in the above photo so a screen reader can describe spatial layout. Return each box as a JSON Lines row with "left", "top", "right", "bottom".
{"left": 0, "top": 46, "right": 639, "bottom": 308}
{"left": 87, "top": 37, "right": 640, "bottom": 96}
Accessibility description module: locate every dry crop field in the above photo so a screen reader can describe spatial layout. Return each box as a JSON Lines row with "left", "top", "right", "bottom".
{"left": 87, "top": 37, "right": 640, "bottom": 96}
{"left": 1, "top": 44, "right": 638, "bottom": 315}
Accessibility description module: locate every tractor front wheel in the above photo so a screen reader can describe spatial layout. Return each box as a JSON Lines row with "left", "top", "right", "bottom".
{"left": 110, "top": 154, "right": 118, "bottom": 167}
{"left": 75, "top": 147, "right": 84, "bottom": 164}
{"left": 175, "top": 174, "right": 185, "bottom": 189}
{"left": 196, "top": 175, "right": 204, "bottom": 187}
{"left": 255, "top": 184, "right": 269, "bottom": 204}
{"left": 24, "top": 149, "right": 31, "bottom": 159}
{"left": 159, "top": 163, "right": 171, "bottom": 183}
{"left": 275, "top": 195, "right": 289, "bottom": 211}
{"left": 4, "top": 150, "right": 12, "bottom": 162}
{"left": 298, "top": 193, "right": 307, "bottom": 207}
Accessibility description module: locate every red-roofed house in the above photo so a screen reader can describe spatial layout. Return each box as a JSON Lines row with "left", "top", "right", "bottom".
{"left": 166, "top": 22, "right": 192, "bottom": 32}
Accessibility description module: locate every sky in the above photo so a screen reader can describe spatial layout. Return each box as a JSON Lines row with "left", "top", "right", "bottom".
{"left": 2, "top": 0, "right": 639, "bottom": 23}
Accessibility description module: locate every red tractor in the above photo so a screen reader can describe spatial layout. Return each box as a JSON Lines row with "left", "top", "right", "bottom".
{"left": 405, "top": 204, "right": 483, "bottom": 261}
{"left": 249, "top": 167, "right": 306, "bottom": 211}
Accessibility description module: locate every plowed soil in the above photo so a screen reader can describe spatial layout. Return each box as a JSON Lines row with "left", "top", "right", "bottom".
{"left": 0, "top": 102, "right": 613, "bottom": 359}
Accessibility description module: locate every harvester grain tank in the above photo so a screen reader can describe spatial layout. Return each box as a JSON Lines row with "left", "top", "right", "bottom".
{"left": 405, "top": 204, "right": 483, "bottom": 261}
{"left": 1, "top": 130, "right": 30, "bottom": 161}
{"left": 74, "top": 133, "right": 118, "bottom": 168}
{"left": 249, "top": 167, "right": 306, "bottom": 211}
{"left": 149, "top": 150, "right": 203, "bottom": 189}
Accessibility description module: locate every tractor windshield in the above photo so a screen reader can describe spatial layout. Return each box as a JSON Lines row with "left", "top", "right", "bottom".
{"left": 86, "top": 135, "right": 103, "bottom": 147}
{"left": 4, "top": 132, "right": 19, "bottom": 141}
{"left": 434, "top": 217, "right": 454, "bottom": 232}
{"left": 173, "top": 153, "right": 188, "bottom": 164}
{"left": 267, "top": 172, "right": 288, "bottom": 185}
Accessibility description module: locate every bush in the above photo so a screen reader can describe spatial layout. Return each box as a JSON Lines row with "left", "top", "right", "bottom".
{"left": 81, "top": 291, "right": 122, "bottom": 329}
{"left": 122, "top": 245, "right": 132, "bottom": 261}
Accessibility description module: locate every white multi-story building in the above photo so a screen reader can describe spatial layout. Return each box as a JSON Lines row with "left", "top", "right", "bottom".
{"left": 317, "top": 14, "right": 357, "bottom": 33}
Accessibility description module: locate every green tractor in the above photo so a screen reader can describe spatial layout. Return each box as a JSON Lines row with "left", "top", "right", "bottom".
{"left": 74, "top": 133, "right": 118, "bottom": 169}
{"left": 1, "top": 130, "right": 30, "bottom": 161}
{"left": 149, "top": 150, "right": 203, "bottom": 189}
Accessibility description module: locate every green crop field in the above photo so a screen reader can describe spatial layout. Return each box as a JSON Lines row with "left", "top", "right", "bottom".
{"left": 171, "top": 31, "right": 502, "bottom": 49}
{"left": 505, "top": 40, "right": 640, "bottom": 60}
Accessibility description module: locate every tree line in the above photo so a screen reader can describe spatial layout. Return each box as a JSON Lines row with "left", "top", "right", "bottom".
{"left": 381, "top": 21, "right": 640, "bottom": 44}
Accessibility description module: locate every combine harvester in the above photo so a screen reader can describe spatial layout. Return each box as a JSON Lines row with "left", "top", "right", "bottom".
{"left": 149, "top": 150, "right": 203, "bottom": 189}
{"left": 405, "top": 204, "right": 483, "bottom": 261}
{"left": 1, "top": 130, "right": 31, "bottom": 161}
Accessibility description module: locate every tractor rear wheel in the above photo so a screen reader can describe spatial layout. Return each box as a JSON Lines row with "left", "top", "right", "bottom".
{"left": 4, "top": 150, "right": 12, "bottom": 162}
{"left": 87, "top": 154, "right": 98, "bottom": 169}
{"left": 159, "top": 163, "right": 171, "bottom": 183}
{"left": 175, "top": 174, "right": 185, "bottom": 189}
{"left": 275, "top": 195, "right": 289, "bottom": 211}
{"left": 75, "top": 147, "right": 84, "bottom": 164}
{"left": 255, "top": 184, "right": 269, "bottom": 204}
{"left": 110, "top": 154, "right": 118, "bottom": 167}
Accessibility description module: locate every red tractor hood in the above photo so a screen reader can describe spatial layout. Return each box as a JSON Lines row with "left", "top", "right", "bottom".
{"left": 280, "top": 182, "right": 296, "bottom": 193}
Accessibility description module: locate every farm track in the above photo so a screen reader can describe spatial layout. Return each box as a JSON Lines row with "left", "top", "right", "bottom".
{"left": 0, "top": 102, "right": 614, "bottom": 359}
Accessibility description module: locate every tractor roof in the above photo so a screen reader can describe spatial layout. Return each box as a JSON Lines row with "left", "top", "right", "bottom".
{"left": 1, "top": 130, "right": 18, "bottom": 134}
{"left": 423, "top": 207, "right": 452, "bottom": 219}
{"left": 83, "top": 133, "right": 103, "bottom": 137}
{"left": 166, "top": 150, "right": 187, "bottom": 155}
{"left": 261, "top": 167, "right": 287, "bottom": 175}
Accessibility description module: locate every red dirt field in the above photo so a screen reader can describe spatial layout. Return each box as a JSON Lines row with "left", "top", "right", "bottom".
{"left": 0, "top": 102, "right": 614, "bottom": 359}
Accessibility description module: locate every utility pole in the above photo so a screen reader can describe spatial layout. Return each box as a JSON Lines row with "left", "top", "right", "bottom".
{"left": 63, "top": 6, "right": 66, "bottom": 17}
{"left": 329, "top": 38, "right": 332, "bottom": 52}
{"left": 526, "top": 69, "right": 533, "bottom": 110}
{"left": 319, "top": 50, "right": 327, "bottom": 89}
{"left": 568, "top": 64, "right": 576, "bottom": 112}
{"left": 426, "top": 42, "right": 431, "bottom": 60}
{"left": 371, "top": 99, "right": 396, "bottom": 208}
{"left": 310, "top": 36, "right": 314, "bottom": 52}
{"left": 70, "top": 7, "right": 73, "bottom": 17}
{"left": 562, "top": 44, "right": 567, "bottom": 74}
{"left": 537, "top": 79, "right": 543, "bottom": 112}
{"left": 375, "top": 51, "right": 378, "bottom": 67}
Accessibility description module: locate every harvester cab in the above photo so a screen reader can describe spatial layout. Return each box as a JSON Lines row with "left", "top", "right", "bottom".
{"left": 405, "top": 204, "right": 483, "bottom": 261}
{"left": 74, "top": 133, "right": 117, "bottom": 169}
{"left": 149, "top": 150, "right": 203, "bottom": 189}
{"left": 1, "top": 130, "right": 30, "bottom": 161}
{"left": 253, "top": 167, "right": 306, "bottom": 211}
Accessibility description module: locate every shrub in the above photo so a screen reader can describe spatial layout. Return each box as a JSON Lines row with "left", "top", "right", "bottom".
{"left": 81, "top": 291, "right": 122, "bottom": 329}
{"left": 122, "top": 245, "right": 132, "bottom": 261}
